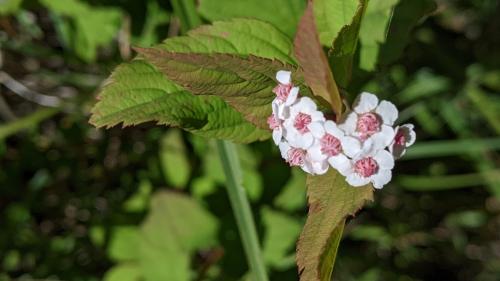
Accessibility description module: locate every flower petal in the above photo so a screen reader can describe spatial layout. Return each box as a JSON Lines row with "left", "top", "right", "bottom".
{"left": 346, "top": 173, "right": 371, "bottom": 187}
{"left": 307, "top": 144, "right": 327, "bottom": 162}
{"left": 295, "top": 133, "right": 314, "bottom": 149}
{"left": 298, "top": 97, "right": 317, "bottom": 111}
{"left": 371, "top": 169, "right": 392, "bottom": 189}
{"left": 339, "top": 111, "right": 357, "bottom": 135}
{"left": 276, "top": 70, "right": 291, "bottom": 84}
{"left": 371, "top": 125, "right": 395, "bottom": 149}
{"left": 278, "top": 141, "right": 290, "bottom": 160}
{"left": 311, "top": 160, "right": 329, "bottom": 175}
{"left": 285, "top": 87, "right": 299, "bottom": 106}
{"left": 324, "top": 120, "right": 344, "bottom": 137}
{"left": 308, "top": 122, "right": 325, "bottom": 139}
{"left": 353, "top": 92, "right": 378, "bottom": 113}
{"left": 341, "top": 136, "right": 362, "bottom": 158}
{"left": 376, "top": 100, "right": 398, "bottom": 126}
{"left": 374, "top": 149, "right": 394, "bottom": 170}
{"left": 272, "top": 129, "right": 282, "bottom": 145}
{"left": 328, "top": 154, "right": 350, "bottom": 175}
{"left": 402, "top": 123, "right": 416, "bottom": 146}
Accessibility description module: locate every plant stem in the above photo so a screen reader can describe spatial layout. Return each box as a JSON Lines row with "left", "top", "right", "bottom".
{"left": 216, "top": 140, "right": 269, "bottom": 281}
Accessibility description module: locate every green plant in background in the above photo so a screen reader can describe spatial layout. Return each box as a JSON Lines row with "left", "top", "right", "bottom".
{"left": 1, "top": 0, "right": 500, "bottom": 280}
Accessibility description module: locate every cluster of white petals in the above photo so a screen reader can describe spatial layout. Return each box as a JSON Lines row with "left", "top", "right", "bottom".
{"left": 269, "top": 71, "right": 416, "bottom": 189}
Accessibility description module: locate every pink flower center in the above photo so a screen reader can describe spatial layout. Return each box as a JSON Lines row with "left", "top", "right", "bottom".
{"left": 294, "top": 112, "right": 312, "bottom": 134}
{"left": 287, "top": 148, "right": 305, "bottom": 166}
{"left": 267, "top": 114, "right": 281, "bottom": 130}
{"left": 273, "top": 83, "right": 293, "bottom": 102}
{"left": 394, "top": 129, "right": 406, "bottom": 146}
{"left": 320, "top": 134, "right": 342, "bottom": 157}
{"left": 354, "top": 157, "right": 379, "bottom": 177}
{"left": 356, "top": 112, "right": 381, "bottom": 140}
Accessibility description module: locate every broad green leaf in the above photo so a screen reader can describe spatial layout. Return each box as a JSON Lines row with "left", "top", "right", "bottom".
{"left": 297, "top": 169, "right": 374, "bottom": 281}
{"left": 329, "top": 0, "right": 368, "bottom": 87}
{"left": 159, "top": 129, "right": 191, "bottom": 188}
{"left": 89, "top": 60, "right": 269, "bottom": 143}
{"left": 198, "top": 0, "right": 306, "bottom": 37}
{"left": 295, "top": 1, "right": 342, "bottom": 118}
{"left": 90, "top": 18, "right": 298, "bottom": 142}
{"left": 159, "top": 19, "right": 297, "bottom": 65}
{"left": 104, "top": 263, "right": 142, "bottom": 281}
{"left": 140, "top": 191, "right": 218, "bottom": 281}
{"left": 273, "top": 167, "right": 306, "bottom": 211}
{"left": 0, "top": 0, "right": 22, "bottom": 15}
{"left": 379, "top": 0, "right": 437, "bottom": 65}
{"left": 108, "top": 227, "right": 141, "bottom": 262}
{"left": 358, "top": 0, "right": 400, "bottom": 71}
{"left": 262, "top": 207, "right": 302, "bottom": 270}
{"left": 40, "top": 0, "right": 122, "bottom": 62}
{"left": 314, "top": 0, "right": 358, "bottom": 46}
{"left": 137, "top": 48, "right": 300, "bottom": 129}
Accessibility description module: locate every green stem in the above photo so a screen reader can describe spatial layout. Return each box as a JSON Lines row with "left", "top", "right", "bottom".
{"left": 216, "top": 140, "right": 269, "bottom": 281}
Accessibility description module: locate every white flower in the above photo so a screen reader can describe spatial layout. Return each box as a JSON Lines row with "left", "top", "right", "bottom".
{"left": 273, "top": 71, "right": 297, "bottom": 104}
{"left": 340, "top": 92, "right": 397, "bottom": 149}
{"left": 306, "top": 120, "right": 362, "bottom": 174}
{"left": 389, "top": 124, "right": 416, "bottom": 159}
{"left": 278, "top": 141, "right": 328, "bottom": 175}
{"left": 343, "top": 149, "right": 395, "bottom": 189}
{"left": 272, "top": 87, "right": 299, "bottom": 120}
{"left": 283, "top": 97, "right": 326, "bottom": 149}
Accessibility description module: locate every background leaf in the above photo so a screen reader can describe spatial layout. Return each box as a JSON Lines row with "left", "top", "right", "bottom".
{"left": 329, "top": 0, "right": 367, "bottom": 87}
{"left": 314, "top": 0, "right": 358, "bottom": 46}
{"left": 159, "top": 129, "right": 191, "bottom": 188}
{"left": 297, "top": 169, "right": 374, "bottom": 281}
{"left": 198, "top": 0, "right": 306, "bottom": 37}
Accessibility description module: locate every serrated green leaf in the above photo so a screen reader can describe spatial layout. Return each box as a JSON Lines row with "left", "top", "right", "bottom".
{"left": 140, "top": 191, "right": 218, "bottom": 281}
{"left": 329, "top": 0, "right": 368, "bottom": 87}
{"left": 314, "top": 0, "right": 358, "bottom": 46}
{"left": 90, "top": 60, "right": 269, "bottom": 143}
{"left": 160, "top": 19, "right": 297, "bottom": 65}
{"left": 358, "top": 0, "right": 400, "bottom": 71}
{"left": 198, "top": 0, "right": 305, "bottom": 37}
{"left": 297, "top": 169, "right": 374, "bottom": 281}
{"left": 262, "top": 207, "right": 302, "bottom": 270}
{"left": 295, "top": 1, "right": 342, "bottom": 118}
{"left": 137, "top": 49, "right": 300, "bottom": 129}
{"left": 159, "top": 129, "right": 191, "bottom": 188}
{"left": 90, "top": 18, "right": 300, "bottom": 143}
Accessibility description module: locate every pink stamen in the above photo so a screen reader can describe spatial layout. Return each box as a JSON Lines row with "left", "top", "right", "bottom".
{"left": 394, "top": 129, "right": 406, "bottom": 146}
{"left": 287, "top": 148, "right": 305, "bottom": 166}
{"left": 273, "top": 83, "right": 293, "bottom": 102}
{"left": 354, "top": 157, "right": 379, "bottom": 177}
{"left": 356, "top": 112, "right": 381, "bottom": 140}
{"left": 294, "top": 112, "right": 312, "bottom": 134}
{"left": 320, "top": 134, "right": 342, "bottom": 157}
{"left": 267, "top": 114, "right": 281, "bottom": 130}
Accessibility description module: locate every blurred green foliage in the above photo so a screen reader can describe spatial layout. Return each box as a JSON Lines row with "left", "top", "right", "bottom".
{"left": 0, "top": 0, "right": 499, "bottom": 281}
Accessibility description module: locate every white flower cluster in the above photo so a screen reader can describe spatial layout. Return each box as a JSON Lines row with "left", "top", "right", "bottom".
{"left": 268, "top": 71, "right": 416, "bottom": 189}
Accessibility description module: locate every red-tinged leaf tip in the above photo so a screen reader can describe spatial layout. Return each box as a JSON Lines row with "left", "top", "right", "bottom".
{"left": 294, "top": 0, "right": 343, "bottom": 120}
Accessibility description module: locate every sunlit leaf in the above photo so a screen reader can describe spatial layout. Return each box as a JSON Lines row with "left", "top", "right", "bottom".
{"left": 314, "top": 0, "right": 358, "bottom": 46}
{"left": 198, "top": 0, "right": 306, "bottom": 37}
{"left": 297, "top": 169, "right": 373, "bottom": 281}
{"left": 330, "top": 0, "right": 368, "bottom": 87}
